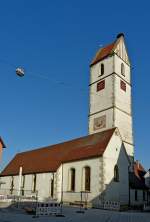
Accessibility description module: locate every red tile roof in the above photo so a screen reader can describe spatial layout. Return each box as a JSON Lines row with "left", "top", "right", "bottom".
{"left": 129, "top": 161, "right": 148, "bottom": 190}
{"left": 90, "top": 42, "right": 115, "bottom": 66}
{"left": 1, "top": 128, "right": 115, "bottom": 176}
{"left": 134, "top": 161, "right": 146, "bottom": 180}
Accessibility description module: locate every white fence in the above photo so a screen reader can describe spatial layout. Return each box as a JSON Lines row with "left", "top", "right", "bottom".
{"left": 36, "top": 202, "right": 61, "bottom": 216}
{"left": 98, "top": 200, "right": 120, "bottom": 211}
{"left": 0, "top": 189, "right": 38, "bottom": 203}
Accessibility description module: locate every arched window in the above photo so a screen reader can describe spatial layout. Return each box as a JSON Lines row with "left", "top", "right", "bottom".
{"left": 121, "top": 63, "right": 125, "bottom": 76}
{"left": 101, "top": 63, "right": 104, "bottom": 75}
{"left": 84, "top": 166, "right": 91, "bottom": 191}
{"left": 114, "top": 165, "right": 119, "bottom": 182}
{"left": 70, "top": 168, "right": 75, "bottom": 191}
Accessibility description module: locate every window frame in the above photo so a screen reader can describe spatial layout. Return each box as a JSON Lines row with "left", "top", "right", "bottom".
{"left": 69, "top": 168, "right": 76, "bottom": 192}
{"left": 135, "top": 190, "right": 138, "bottom": 201}
{"left": 114, "top": 165, "right": 119, "bottom": 182}
{"left": 97, "top": 80, "right": 105, "bottom": 91}
{"left": 101, "top": 63, "right": 104, "bottom": 76}
{"left": 121, "top": 63, "right": 125, "bottom": 76}
{"left": 84, "top": 166, "right": 91, "bottom": 192}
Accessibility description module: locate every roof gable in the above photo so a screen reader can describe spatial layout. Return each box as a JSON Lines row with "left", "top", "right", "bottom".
{"left": 1, "top": 128, "right": 115, "bottom": 176}
{"left": 90, "top": 33, "right": 130, "bottom": 67}
{"left": 113, "top": 36, "right": 130, "bottom": 65}
{"left": 90, "top": 42, "right": 115, "bottom": 66}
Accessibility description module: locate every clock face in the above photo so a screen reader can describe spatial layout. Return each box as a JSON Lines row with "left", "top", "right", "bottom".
{"left": 93, "top": 115, "right": 106, "bottom": 131}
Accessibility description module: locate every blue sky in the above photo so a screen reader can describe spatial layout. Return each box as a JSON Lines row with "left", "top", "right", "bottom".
{"left": 0, "top": 0, "right": 150, "bottom": 170}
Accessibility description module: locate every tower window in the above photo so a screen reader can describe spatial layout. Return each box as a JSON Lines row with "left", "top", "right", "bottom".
{"left": 97, "top": 80, "right": 105, "bottom": 91}
{"left": 114, "top": 165, "right": 119, "bottom": 182}
{"left": 120, "top": 80, "right": 126, "bottom": 92}
{"left": 121, "top": 63, "right": 125, "bottom": 76}
{"left": 101, "top": 63, "right": 104, "bottom": 75}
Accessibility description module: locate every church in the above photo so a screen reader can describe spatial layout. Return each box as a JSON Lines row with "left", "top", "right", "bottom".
{"left": 0, "top": 33, "right": 149, "bottom": 208}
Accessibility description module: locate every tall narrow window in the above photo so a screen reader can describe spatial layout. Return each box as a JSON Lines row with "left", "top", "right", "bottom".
{"left": 101, "top": 63, "right": 104, "bottom": 75}
{"left": 121, "top": 63, "right": 125, "bottom": 76}
{"left": 135, "top": 190, "right": 138, "bottom": 201}
{"left": 32, "top": 174, "right": 37, "bottom": 193}
{"left": 114, "top": 165, "right": 119, "bottom": 182}
{"left": 10, "top": 176, "right": 14, "bottom": 194}
{"left": 70, "top": 168, "right": 75, "bottom": 191}
{"left": 84, "top": 166, "right": 91, "bottom": 191}
{"left": 143, "top": 191, "right": 146, "bottom": 201}
{"left": 51, "top": 179, "right": 54, "bottom": 198}
{"left": 21, "top": 175, "right": 25, "bottom": 196}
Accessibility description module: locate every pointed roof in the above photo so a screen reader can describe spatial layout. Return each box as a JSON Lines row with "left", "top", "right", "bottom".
{"left": 90, "top": 33, "right": 129, "bottom": 67}
{"left": 1, "top": 128, "right": 116, "bottom": 176}
{"left": 0, "top": 137, "right": 6, "bottom": 148}
{"left": 90, "top": 42, "right": 115, "bottom": 66}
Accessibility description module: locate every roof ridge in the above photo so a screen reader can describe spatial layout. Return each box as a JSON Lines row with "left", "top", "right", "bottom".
{"left": 17, "top": 128, "right": 116, "bottom": 155}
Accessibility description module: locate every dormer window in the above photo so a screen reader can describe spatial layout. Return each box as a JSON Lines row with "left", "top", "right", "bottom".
{"left": 121, "top": 63, "right": 125, "bottom": 76}
{"left": 101, "top": 63, "right": 104, "bottom": 75}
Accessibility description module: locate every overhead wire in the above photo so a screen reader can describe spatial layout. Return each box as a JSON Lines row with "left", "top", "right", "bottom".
{"left": 0, "top": 58, "right": 100, "bottom": 96}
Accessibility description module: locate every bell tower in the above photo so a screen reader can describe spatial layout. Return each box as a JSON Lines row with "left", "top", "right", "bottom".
{"left": 88, "top": 33, "right": 134, "bottom": 160}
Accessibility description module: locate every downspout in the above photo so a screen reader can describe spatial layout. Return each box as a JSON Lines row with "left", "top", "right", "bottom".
{"left": 18, "top": 166, "right": 22, "bottom": 196}
{"left": 61, "top": 163, "right": 63, "bottom": 204}
{"left": 128, "top": 165, "right": 131, "bottom": 208}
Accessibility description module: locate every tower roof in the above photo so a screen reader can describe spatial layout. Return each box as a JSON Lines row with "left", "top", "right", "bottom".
{"left": 90, "top": 33, "right": 130, "bottom": 66}
{"left": 1, "top": 128, "right": 116, "bottom": 176}
{"left": 90, "top": 42, "right": 115, "bottom": 66}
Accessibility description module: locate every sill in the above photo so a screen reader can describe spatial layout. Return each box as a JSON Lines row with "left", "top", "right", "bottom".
{"left": 66, "top": 190, "right": 75, "bottom": 193}
{"left": 81, "top": 190, "right": 91, "bottom": 193}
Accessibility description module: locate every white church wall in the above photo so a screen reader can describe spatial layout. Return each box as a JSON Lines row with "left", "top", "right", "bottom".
{"left": 90, "top": 56, "right": 113, "bottom": 84}
{"left": 114, "top": 75, "right": 131, "bottom": 114}
{"left": 114, "top": 54, "right": 130, "bottom": 83}
{"left": 0, "top": 176, "right": 11, "bottom": 191}
{"left": 89, "top": 109, "right": 114, "bottom": 134}
{"left": 114, "top": 108, "right": 134, "bottom": 157}
{"left": 23, "top": 174, "right": 32, "bottom": 191}
{"left": 36, "top": 173, "right": 54, "bottom": 199}
{"left": 59, "top": 158, "right": 100, "bottom": 204}
{"left": 103, "top": 129, "right": 129, "bottom": 205}
{"left": 89, "top": 75, "right": 114, "bottom": 114}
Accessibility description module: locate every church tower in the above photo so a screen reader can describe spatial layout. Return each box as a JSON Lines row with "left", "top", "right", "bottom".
{"left": 88, "top": 33, "right": 134, "bottom": 160}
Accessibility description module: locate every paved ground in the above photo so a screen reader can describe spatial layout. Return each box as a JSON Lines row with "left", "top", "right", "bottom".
{"left": 0, "top": 206, "right": 150, "bottom": 222}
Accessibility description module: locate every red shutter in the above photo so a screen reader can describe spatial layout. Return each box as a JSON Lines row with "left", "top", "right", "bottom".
{"left": 120, "top": 80, "right": 126, "bottom": 92}
{"left": 97, "top": 80, "right": 105, "bottom": 91}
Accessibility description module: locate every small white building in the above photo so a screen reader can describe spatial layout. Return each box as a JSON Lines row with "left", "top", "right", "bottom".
{"left": 0, "top": 33, "right": 149, "bottom": 208}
